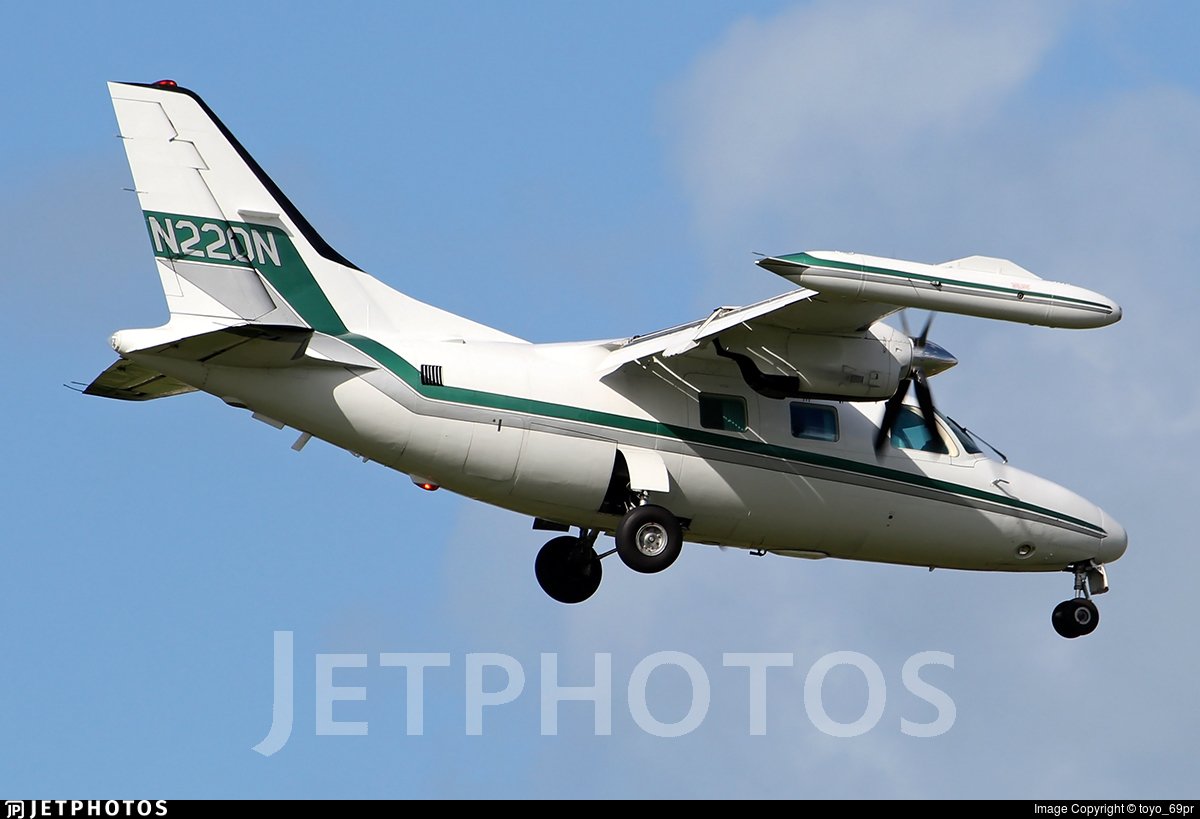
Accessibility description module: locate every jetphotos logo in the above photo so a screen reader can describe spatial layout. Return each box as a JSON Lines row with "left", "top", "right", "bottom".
{"left": 253, "top": 631, "right": 956, "bottom": 755}
{"left": 143, "top": 210, "right": 291, "bottom": 268}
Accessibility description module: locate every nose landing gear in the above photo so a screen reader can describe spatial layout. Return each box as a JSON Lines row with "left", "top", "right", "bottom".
{"left": 1051, "top": 562, "right": 1106, "bottom": 639}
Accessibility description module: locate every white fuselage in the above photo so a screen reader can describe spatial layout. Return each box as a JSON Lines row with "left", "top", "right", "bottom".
{"left": 91, "top": 79, "right": 1128, "bottom": 632}
{"left": 132, "top": 330, "right": 1128, "bottom": 574}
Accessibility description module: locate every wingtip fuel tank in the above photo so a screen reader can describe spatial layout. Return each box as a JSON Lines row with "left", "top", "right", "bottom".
{"left": 759, "top": 251, "right": 1121, "bottom": 329}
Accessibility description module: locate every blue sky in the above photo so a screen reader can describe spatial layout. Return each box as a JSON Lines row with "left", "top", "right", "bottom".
{"left": 3, "top": 0, "right": 1199, "bottom": 799}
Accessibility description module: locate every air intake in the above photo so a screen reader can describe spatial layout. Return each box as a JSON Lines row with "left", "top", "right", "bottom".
{"left": 420, "top": 364, "right": 443, "bottom": 386}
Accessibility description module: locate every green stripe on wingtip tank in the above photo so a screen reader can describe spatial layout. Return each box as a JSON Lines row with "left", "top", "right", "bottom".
{"left": 777, "top": 252, "right": 1110, "bottom": 311}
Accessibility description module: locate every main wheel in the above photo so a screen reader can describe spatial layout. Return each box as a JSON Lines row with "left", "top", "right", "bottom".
{"left": 535, "top": 536, "right": 603, "bottom": 604}
{"left": 1051, "top": 598, "right": 1100, "bottom": 638}
{"left": 615, "top": 505, "right": 683, "bottom": 574}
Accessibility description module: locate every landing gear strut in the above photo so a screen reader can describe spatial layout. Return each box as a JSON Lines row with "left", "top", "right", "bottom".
{"left": 535, "top": 532, "right": 603, "bottom": 605}
{"left": 1051, "top": 563, "right": 1103, "bottom": 639}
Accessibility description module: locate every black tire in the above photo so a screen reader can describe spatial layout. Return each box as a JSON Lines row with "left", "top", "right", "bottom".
{"left": 535, "top": 536, "right": 602, "bottom": 604}
{"left": 1051, "top": 600, "right": 1080, "bottom": 638}
{"left": 1051, "top": 598, "right": 1100, "bottom": 639}
{"left": 615, "top": 505, "right": 683, "bottom": 574}
{"left": 1071, "top": 598, "right": 1099, "bottom": 636}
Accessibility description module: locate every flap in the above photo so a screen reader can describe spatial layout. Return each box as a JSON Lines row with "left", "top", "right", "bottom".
{"left": 598, "top": 287, "right": 898, "bottom": 376}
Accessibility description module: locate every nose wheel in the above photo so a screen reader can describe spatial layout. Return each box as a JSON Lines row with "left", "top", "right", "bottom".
{"left": 1051, "top": 563, "right": 1104, "bottom": 639}
{"left": 1051, "top": 598, "right": 1099, "bottom": 638}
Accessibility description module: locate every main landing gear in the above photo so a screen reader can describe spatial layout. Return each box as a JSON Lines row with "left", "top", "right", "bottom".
{"left": 1051, "top": 562, "right": 1107, "bottom": 639}
{"left": 535, "top": 533, "right": 603, "bottom": 604}
{"left": 535, "top": 504, "right": 685, "bottom": 604}
{"left": 615, "top": 504, "right": 683, "bottom": 574}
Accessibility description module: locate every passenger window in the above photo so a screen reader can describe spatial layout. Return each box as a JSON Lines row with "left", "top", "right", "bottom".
{"left": 699, "top": 393, "right": 747, "bottom": 432}
{"left": 890, "top": 407, "right": 949, "bottom": 454}
{"left": 790, "top": 402, "right": 838, "bottom": 442}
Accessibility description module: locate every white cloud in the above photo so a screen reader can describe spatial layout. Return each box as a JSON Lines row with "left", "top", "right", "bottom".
{"left": 666, "top": 0, "right": 1064, "bottom": 248}
{"left": 22, "top": 0, "right": 1198, "bottom": 798}
{"left": 566, "top": 0, "right": 1200, "bottom": 796}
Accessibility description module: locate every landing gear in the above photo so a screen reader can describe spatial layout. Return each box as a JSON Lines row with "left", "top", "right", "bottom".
{"left": 615, "top": 504, "right": 683, "bottom": 574}
{"left": 1051, "top": 562, "right": 1104, "bottom": 639}
{"left": 533, "top": 504, "right": 685, "bottom": 603}
{"left": 535, "top": 534, "right": 602, "bottom": 604}
{"left": 1052, "top": 598, "right": 1099, "bottom": 639}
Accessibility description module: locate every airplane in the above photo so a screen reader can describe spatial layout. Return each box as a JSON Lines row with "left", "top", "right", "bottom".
{"left": 85, "top": 80, "right": 1127, "bottom": 639}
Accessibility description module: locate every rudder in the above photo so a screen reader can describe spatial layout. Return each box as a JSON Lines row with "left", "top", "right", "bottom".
{"left": 110, "top": 80, "right": 358, "bottom": 331}
{"left": 108, "top": 80, "right": 522, "bottom": 344}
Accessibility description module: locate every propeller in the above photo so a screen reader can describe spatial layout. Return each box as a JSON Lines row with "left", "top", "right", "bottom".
{"left": 874, "top": 312, "right": 957, "bottom": 456}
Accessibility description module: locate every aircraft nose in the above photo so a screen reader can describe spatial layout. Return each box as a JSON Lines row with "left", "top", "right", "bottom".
{"left": 1098, "top": 508, "right": 1128, "bottom": 563}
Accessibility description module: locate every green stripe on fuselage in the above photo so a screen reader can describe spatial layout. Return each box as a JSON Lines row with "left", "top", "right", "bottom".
{"left": 143, "top": 210, "right": 347, "bottom": 333}
{"left": 145, "top": 211, "right": 1105, "bottom": 536}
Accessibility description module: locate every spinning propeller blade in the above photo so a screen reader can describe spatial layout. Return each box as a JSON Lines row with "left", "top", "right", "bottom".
{"left": 875, "top": 312, "right": 949, "bottom": 456}
{"left": 874, "top": 378, "right": 911, "bottom": 454}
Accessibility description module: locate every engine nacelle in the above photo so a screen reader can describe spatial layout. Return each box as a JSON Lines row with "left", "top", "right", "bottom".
{"left": 719, "top": 323, "right": 912, "bottom": 401}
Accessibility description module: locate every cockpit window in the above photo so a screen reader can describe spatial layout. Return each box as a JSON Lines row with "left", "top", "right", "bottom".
{"left": 890, "top": 407, "right": 949, "bottom": 454}
{"left": 941, "top": 414, "right": 983, "bottom": 455}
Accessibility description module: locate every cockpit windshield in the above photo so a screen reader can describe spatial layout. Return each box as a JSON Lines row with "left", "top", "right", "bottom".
{"left": 890, "top": 407, "right": 949, "bottom": 454}
{"left": 888, "top": 407, "right": 987, "bottom": 457}
{"left": 940, "top": 413, "right": 984, "bottom": 455}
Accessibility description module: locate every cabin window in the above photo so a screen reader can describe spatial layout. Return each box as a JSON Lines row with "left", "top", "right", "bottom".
{"left": 699, "top": 393, "right": 747, "bottom": 432}
{"left": 790, "top": 402, "right": 838, "bottom": 442}
{"left": 890, "top": 407, "right": 949, "bottom": 454}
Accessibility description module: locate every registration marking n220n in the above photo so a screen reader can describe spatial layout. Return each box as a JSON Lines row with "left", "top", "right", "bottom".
{"left": 145, "top": 212, "right": 282, "bottom": 268}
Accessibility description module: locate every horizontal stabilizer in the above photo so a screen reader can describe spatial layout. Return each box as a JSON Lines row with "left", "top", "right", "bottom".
{"left": 125, "top": 324, "right": 316, "bottom": 368}
{"left": 86, "top": 323, "right": 382, "bottom": 402}
{"left": 84, "top": 359, "right": 196, "bottom": 401}
{"left": 109, "top": 322, "right": 379, "bottom": 371}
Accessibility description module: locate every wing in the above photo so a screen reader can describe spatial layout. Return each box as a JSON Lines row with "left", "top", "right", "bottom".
{"left": 598, "top": 249, "right": 1122, "bottom": 375}
{"left": 597, "top": 283, "right": 898, "bottom": 376}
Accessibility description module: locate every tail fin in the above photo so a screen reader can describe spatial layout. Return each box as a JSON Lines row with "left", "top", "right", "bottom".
{"left": 108, "top": 80, "right": 519, "bottom": 342}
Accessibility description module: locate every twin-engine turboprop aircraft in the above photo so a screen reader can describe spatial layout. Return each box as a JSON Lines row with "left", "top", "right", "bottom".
{"left": 86, "top": 81, "right": 1128, "bottom": 638}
